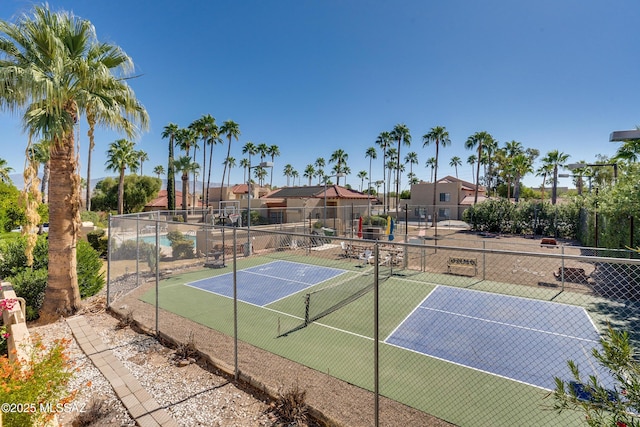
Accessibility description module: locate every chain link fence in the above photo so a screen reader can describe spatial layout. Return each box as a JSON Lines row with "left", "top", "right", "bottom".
{"left": 106, "top": 212, "right": 640, "bottom": 426}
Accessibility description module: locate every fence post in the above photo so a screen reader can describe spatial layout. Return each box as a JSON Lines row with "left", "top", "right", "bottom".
{"left": 560, "top": 245, "right": 565, "bottom": 292}
{"left": 233, "top": 227, "right": 239, "bottom": 381}
{"left": 136, "top": 215, "right": 139, "bottom": 287}
{"left": 482, "top": 240, "right": 486, "bottom": 280}
{"left": 155, "top": 221, "right": 159, "bottom": 336}
{"left": 107, "top": 213, "right": 112, "bottom": 308}
{"left": 373, "top": 241, "right": 380, "bottom": 427}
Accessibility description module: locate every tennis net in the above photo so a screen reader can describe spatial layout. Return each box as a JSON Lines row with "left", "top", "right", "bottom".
{"left": 304, "top": 270, "right": 375, "bottom": 325}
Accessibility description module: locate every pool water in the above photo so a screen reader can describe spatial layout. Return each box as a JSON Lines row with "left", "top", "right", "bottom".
{"left": 138, "top": 234, "right": 196, "bottom": 246}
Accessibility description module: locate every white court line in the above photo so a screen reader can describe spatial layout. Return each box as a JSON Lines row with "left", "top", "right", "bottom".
{"left": 418, "top": 306, "right": 600, "bottom": 344}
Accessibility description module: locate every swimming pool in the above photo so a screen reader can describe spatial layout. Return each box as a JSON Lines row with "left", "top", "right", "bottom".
{"left": 137, "top": 234, "right": 196, "bottom": 246}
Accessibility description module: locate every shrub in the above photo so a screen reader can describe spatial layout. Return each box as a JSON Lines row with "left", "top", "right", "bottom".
{"left": 0, "top": 336, "right": 76, "bottom": 427}
{"left": 86, "top": 229, "right": 108, "bottom": 257}
{"left": 8, "top": 269, "right": 47, "bottom": 321}
{"left": 171, "top": 239, "right": 195, "bottom": 259}
{"left": 1, "top": 236, "right": 105, "bottom": 319}
{"left": 166, "top": 230, "right": 185, "bottom": 245}
{"left": 111, "top": 239, "right": 154, "bottom": 261}
{"left": 77, "top": 240, "right": 105, "bottom": 299}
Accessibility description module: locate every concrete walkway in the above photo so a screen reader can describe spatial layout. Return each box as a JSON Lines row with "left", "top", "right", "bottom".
{"left": 66, "top": 316, "right": 178, "bottom": 427}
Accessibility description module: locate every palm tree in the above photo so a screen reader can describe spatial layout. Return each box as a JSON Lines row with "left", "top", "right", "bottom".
{"left": 254, "top": 165, "right": 268, "bottom": 186}
{"left": 257, "top": 143, "right": 269, "bottom": 163}
{"left": 224, "top": 156, "right": 236, "bottom": 189}
{"left": 189, "top": 114, "right": 218, "bottom": 207}
{"left": 357, "top": 170, "right": 367, "bottom": 192}
{"left": 291, "top": 169, "right": 300, "bottom": 186}
{"left": 240, "top": 158, "right": 250, "bottom": 183}
{"left": 161, "top": 123, "right": 179, "bottom": 210}
{"left": 449, "top": 156, "right": 462, "bottom": 178}
{"left": 242, "top": 142, "right": 258, "bottom": 183}
{"left": 0, "top": 5, "right": 147, "bottom": 320}
{"left": 365, "top": 147, "right": 377, "bottom": 195}
{"left": 174, "top": 155, "right": 198, "bottom": 211}
{"left": 465, "top": 131, "right": 494, "bottom": 204}
{"left": 482, "top": 136, "right": 499, "bottom": 196}
{"left": 613, "top": 138, "right": 640, "bottom": 162}
{"left": 542, "top": 150, "right": 570, "bottom": 205}
{"left": 105, "top": 139, "right": 139, "bottom": 215}
{"left": 467, "top": 155, "right": 477, "bottom": 184}
{"left": 425, "top": 157, "right": 436, "bottom": 182}
{"left": 329, "top": 149, "right": 349, "bottom": 185}
{"left": 405, "top": 151, "right": 419, "bottom": 178}
{"left": 390, "top": 124, "right": 411, "bottom": 211}
{"left": 376, "top": 132, "right": 391, "bottom": 211}
{"left": 535, "top": 163, "right": 553, "bottom": 201}
{"left": 137, "top": 150, "right": 149, "bottom": 175}
{"left": 423, "top": 125, "right": 451, "bottom": 234}
{"left": 153, "top": 165, "right": 165, "bottom": 180}
{"left": 314, "top": 157, "right": 326, "bottom": 184}
{"left": 303, "top": 164, "right": 315, "bottom": 186}
{"left": 267, "top": 144, "right": 280, "bottom": 187}
{"left": 511, "top": 153, "right": 533, "bottom": 202}
{"left": 283, "top": 164, "right": 295, "bottom": 186}
{"left": 0, "top": 158, "right": 14, "bottom": 183}
{"left": 219, "top": 120, "right": 240, "bottom": 200}
{"left": 83, "top": 41, "right": 148, "bottom": 211}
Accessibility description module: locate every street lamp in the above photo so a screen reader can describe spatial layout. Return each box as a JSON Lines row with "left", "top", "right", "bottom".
{"left": 567, "top": 162, "right": 617, "bottom": 186}
{"left": 323, "top": 173, "right": 345, "bottom": 228}
{"left": 610, "top": 130, "right": 640, "bottom": 141}
{"left": 246, "top": 161, "right": 273, "bottom": 256}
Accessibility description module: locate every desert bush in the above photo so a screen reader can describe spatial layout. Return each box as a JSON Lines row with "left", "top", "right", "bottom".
{"left": 0, "top": 235, "right": 48, "bottom": 277}
{"left": 111, "top": 239, "right": 154, "bottom": 260}
{"left": 171, "top": 239, "right": 195, "bottom": 259}
{"left": 8, "top": 268, "right": 47, "bottom": 320}
{"left": 76, "top": 240, "right": 105, "bottom": 299}
{"left": 86, "top": 229, "right": 108, "bottom": 256}
{"left": 267, "top": 383, "right": 309, "bottom": 426}
{"left": 0, "top": 336, "right": 76, "bottom": 427}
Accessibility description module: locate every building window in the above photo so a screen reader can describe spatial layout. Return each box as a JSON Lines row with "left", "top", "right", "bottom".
{"left": 439, "top": 192, "right": 450, "bottom": 202}
{"left": 438, "top": 208, "right": 450, "bottom": 220}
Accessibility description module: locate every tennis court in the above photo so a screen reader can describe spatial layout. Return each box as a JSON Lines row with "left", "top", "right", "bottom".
{"left": 185, "top": 260, "right": 347, "bottom": 306}
{"left": 386, "top": 286, "right": 614, "bottom": 390}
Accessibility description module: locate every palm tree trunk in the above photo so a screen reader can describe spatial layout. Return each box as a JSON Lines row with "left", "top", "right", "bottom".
{"left": 182, "top": 173, "right": 189, "bottom": 211}
{"left": 206, "top": 141, "right": 214, "bottom": 207}
{"left": 40, "top": 129, "right": 81, "bottom": 321}
{"left": 220, "top": 138, "right": 231, "bottom": 201}
{"left": 118, "top": 168, "right": 125, "bottom": 214}
{"left": 41, "top": 160, "right": 50, "bottom": 203}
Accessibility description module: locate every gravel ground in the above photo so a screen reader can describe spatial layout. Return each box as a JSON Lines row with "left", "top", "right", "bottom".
{"left": 29, "top": 298, "right": 275, "bottom": 427}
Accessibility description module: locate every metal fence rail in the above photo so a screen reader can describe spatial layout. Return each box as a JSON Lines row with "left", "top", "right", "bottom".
{"left": 106, "top": 212, "right": 640, "bottom": 427}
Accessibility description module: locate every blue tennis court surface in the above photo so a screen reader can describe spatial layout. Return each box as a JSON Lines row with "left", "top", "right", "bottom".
{"left": 386, "top": 286, "right": 614, "bottom": 390}
{"left": 185, "top": 260, "right": 346, "bottom": 306}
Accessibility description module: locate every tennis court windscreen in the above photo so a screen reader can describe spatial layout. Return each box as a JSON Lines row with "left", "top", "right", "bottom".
{"left": 304, "top": 271, "right": 374, "bottom": 324}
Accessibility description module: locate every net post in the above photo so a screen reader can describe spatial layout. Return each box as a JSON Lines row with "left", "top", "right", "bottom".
{"left": 304, "top": 293, "right": 310, "bottom": 325}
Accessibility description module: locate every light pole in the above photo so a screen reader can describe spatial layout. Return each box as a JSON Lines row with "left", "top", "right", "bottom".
{"left": 246, "top": 161, "right": 273, "bottom": 256}
{"left": 567, "top": 162, "right": 618, "bottom": 187}
{"left": 323, "top": 173, "right": 345, "bottom": 229}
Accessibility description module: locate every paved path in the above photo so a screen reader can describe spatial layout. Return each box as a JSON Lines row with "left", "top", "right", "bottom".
{"left": 67, "top": 316, "right": 178, "bottom": 427}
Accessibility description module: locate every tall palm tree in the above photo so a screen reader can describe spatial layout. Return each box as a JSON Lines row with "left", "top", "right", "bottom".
{"left": 542, "top": 149, "right": 570, "bottom": 205}
{"left": 357, "top": 171, "right": 367, "bottom": 192}
{"left": 137, "top": 150, "right": 149, "bottom": 175}
{"left": 425, "top": 157, "right": 436, "bottom": 182}
{"left": 482, "top": 135, "right": 499, "bottom": 196}
{"left": 105, "top": 139, "right": 139, "bottom": 215}
{"left": 423, "top": 126, "right": 451, "bottom": 235}
{"left": 613, "top": 138, "right": 640, "bottom": 163}
{"left": 174, "top": 155, "right": 198, "bottom": 211}
{"left": 153, "top": 165, "right": 165, "bottom": 180}
{"left": 465, "top": 131, "right": 493, "bottom": 204}
{"left": 0, "top": 5, "right": 147, "bottom": 320}
{"left": 365, "top": 147, "right": 377, "bottom": 195}
{"left": 314, "top": 157, "right": 326, "bottom": 184}
{"left": 329, "top": 149, "right": 349, "bottom": 185}
{"left": 390, "top": 124, "right": 411, "bottom": 211}
{"left": 467, "top": 155, "right": 477, "bottom": 184}
{"left": 83, "top": 42, "right": 148, "bottom": 211}
{"left": 511, "top": 153, "right": 533, "bottom": 202}
{"left": 162, "top": 123, "right": 179, "bottom": 210}
{"left": 535, "top": 163, "right": 552, "bottom": 201}
{"left": 189, "top": 114, "right": 217, "bottom": 207}
{"left": 242, "top": 142, "right": 258, "bottom": 183}
{"left": 303, "top": 164, "right": 315, "bottom": 186}
{"left": 291, "top": 169, "right": 300, "bottom": 186}
{"left": 254, "top": 165, "right": 268, "bottom": 186}
{"left": 257, "top": 143, "right": 269, "bottom": 163}
{"left": 267, "top": 144, "right": 280, "bottom": 187}
{"left": 283, "top": 164, "right": 295, "bottom": 186}
{"left": 240, "top": 158, "right": 250, "bottom": 183}
{"left": 0, "top": 158, "right": 14, "bottom": 183}
{"left": 219, "top": 120, "right": 240, "bottom": 200}
{"left": 449, "top": 156, "right": 462, "bottom": 178}
{"left": 376, "top": 132, "right": 391, "bottom": 211}
{"left": 224, "top": 156, "right": 236, "bottom": 189}
{"left": 404, "top": 151, "right": 419, "bottom": 185}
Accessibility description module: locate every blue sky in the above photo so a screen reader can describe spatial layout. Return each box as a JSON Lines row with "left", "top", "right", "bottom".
{"left": 1, "top": 0, "right": 639, "bottom": 191}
